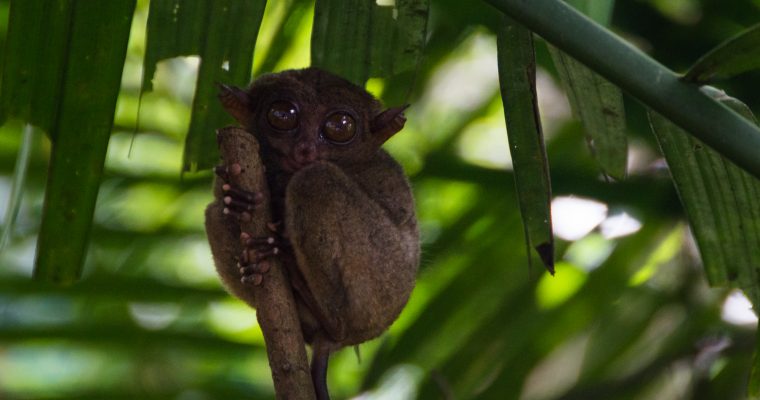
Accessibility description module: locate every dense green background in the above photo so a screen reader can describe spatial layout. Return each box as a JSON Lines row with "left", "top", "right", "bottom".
{"left": 1, "top": 0, "right": 760, "bottom": 399}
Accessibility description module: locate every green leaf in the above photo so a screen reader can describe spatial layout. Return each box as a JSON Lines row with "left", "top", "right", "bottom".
{"left": 311, "top": 0, "right": 373, "bottom": 85}
{"left": 32, "top": 0, "right": 137, "bottom": 284}
{"left": 0, "top": 0, "right": 75, "bottom": 136}
{"left": 311, "top": 0, "right": 428, "bottom": 86}
{"left": 684, "top": 23, "right": 760, "bottom": 83}
{"left": 184, "top": 1, "right": 266, "bottom": 172}
{"left": 369, "top": 0, "right": 429, "bottom": 78}
{"left": 648, "top": 95, "right": 760, "bottom": 307}
{"left": 548, "top": 0, "right": 627, "bottom": 180}
{"left": 549, "top": 47, "right": 627, "bottom": 179}
{"left": 496, "top": 16, "right": 554, "bottom": 273}
{"left": 142, "top": 0, "right": 206, "bottom": 93}
{"left": 753, "top": 328, "right": 760, "bottom": 399}
{"left": 484, "top": 0, "right": 760, "bottom": 181}
{"left": 700, "top": 85, "right": 759, "bottom": 125}
{"left": 565, "top": 0, "right": 614, "bottom": 25}
{"left": 142, "top": 0, "right": 267, "bottom": 172}
{"left": 415, "top": 285, "right": 538, "bottom": 398}
{"left": 655, "top": 87, "right": 760, "bottom": 397}
{"left": 254, "top": 0, "right": 313, "bottom": 76}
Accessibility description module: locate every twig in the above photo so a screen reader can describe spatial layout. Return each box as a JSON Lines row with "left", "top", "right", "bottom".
{"left": 216, "top": 126, "right": 316, "bottom": 400}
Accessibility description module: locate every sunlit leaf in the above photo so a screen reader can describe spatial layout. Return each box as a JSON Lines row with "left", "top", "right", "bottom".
{"left": 685, "top": 23, "right": 760, "bottom": 83}
{"left": 648, "top": 94, "right": 760, "bottom": 307}
{"left": 142, "top": 0, "right": 206, "bottom": 93}
{"left": 536, "top": 262, "right": 586, "bottom": 307}
{"left": 311, "top": 0, "right": 428, "bottom": 86}
{"left": 479, "top": 220, "right": 675, "bottom": 399}
{"left": 254, "top": 0, "right": 313, "bottom": 76}
{"left": 413, "top": 219, "right": 672, "bottom": 399}
{"left": 547, "top": 0, "right": 627, "bottom": 180}
{"left": 496, "top": 15, "right": 554, "bottom": 273}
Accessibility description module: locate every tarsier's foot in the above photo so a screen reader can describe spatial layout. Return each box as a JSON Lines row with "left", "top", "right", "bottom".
{"left": 237, "top": 231, "right": 283, "bottom": 285}
{"left": 215, "top": 163, "right": 264, "bottom": 222}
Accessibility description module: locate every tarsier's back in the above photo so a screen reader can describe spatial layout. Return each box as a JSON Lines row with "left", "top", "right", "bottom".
{"left": 206, "top": 67, "right": 419, "bottom": 399}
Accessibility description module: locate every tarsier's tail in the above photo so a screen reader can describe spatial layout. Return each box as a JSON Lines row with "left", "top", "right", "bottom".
{"left": 311, "top": 339, "right": 332, "bottom": 400}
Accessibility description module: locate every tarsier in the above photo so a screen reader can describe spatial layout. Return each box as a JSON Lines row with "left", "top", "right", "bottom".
{"left": 205, "top": 67, "right": 420, "bottom": 399}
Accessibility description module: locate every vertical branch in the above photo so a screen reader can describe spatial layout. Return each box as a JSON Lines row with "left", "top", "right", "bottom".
{"left": 216, "top": 127, "right": 316, "bottom": 400}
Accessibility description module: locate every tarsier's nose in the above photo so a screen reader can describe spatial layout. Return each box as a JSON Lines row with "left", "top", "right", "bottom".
{"left": 293, "top": 140, "right": 318, "bottom": 165}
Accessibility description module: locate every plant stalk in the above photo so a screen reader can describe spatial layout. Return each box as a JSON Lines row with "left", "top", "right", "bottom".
{"left": 484, "top": 0, "right": 760, "bottom": 180}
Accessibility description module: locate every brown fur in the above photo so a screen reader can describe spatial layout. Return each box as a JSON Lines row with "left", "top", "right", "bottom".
{"left": 206, "top": 67, "right": 419, "bottom": 399}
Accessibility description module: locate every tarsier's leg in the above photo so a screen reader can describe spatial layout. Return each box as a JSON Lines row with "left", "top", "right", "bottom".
{"left": 285, "top": 163, "right": 415, "bottom": 343}
{"left": 285, "top": 161, "right": 416, "bottom": 400}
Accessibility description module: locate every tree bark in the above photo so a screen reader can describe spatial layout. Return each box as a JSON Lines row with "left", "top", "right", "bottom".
{"left": 216, "top": 126, "right": 316, "bottom": 400}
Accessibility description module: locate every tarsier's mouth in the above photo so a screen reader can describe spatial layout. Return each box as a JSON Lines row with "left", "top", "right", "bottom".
{"left": 281, "top": 156, "right": 314, "bottom": 173}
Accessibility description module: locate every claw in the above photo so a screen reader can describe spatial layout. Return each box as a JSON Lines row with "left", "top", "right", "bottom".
{"left": 267, "top": 221, "right": 282, "bottom": 233}
{"left": 229, "top": 163, "right": 242, "bottom": 176}
{"left": 223, "top": 207, "right": 252, "bottom": 222}
{"left": 252, "top": 247, "right": 280, "bottom": 261}
{"left": 243, "top": 235, "right": 277, "bottom": 247}
{"left": 214, "top": 165, "right": 228, "bottom": 179}
{"left": 239, "top": 261, "right": 271, "bottom": 275}
{"left": 214, "top": 163, "right": 243, "bottom": 183}
{"left": 224, "top": 196, "right": 257, "bottom": 212}
{"left": 241, "top": 273, "right": 263, "bottom": 285}
{"left": 240, "top": 247, "right": 279, "bottom": 265}
{"left": 223, "top": 185, "right": 263, "bottom": 204}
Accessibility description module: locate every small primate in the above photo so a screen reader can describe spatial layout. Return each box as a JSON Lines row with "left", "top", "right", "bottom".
{"left": 205, "top": 67, "right": 420, "bottom": 400}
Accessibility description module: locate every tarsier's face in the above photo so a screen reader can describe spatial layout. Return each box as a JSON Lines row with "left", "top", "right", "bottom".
{"left": 218, "top": 68, "right": 407, "bottom": 173}
{"left": 256, "top": 91, "right": 369, "bottom": 173}
{"left": 242, "top": 68, "right": 397, "bottom": 173}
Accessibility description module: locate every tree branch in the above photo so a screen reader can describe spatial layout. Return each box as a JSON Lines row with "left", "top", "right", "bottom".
{"left": 216, "top": 126, "right": 316, "bottom": 400}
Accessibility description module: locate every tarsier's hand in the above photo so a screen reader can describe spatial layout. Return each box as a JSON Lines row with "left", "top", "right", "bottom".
{"left": 238, "top": 229, "right": 285, "bottom": 285}
{"left": 215, "top": 163, "right": 264, "bottom": 222}
{"left": 215, "top": 162, "right": 285, "bottom": 286}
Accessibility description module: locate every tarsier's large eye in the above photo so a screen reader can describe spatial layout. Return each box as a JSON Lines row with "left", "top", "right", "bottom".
{"left": 266, "top": 101, "right": 298, "bottom": 130}
{"left": 323, "top": 112, "right": 356, "bottom": 144}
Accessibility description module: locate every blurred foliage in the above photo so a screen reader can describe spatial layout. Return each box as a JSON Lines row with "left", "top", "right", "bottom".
{"left": 547, "top": 0, "right": 627, "bottom": 180}
{"left": 2, "top": 0, "right": 760, "bottom": 399}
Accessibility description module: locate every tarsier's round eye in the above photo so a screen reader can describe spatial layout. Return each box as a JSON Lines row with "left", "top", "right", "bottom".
{"left": 323, "top": 112, "right": 356, "bottom": 144}
{"left": 266, "top": 101, "right": 298, "bottom": 130}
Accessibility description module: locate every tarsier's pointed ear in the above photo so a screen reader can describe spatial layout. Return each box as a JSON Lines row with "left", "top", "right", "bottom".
{"left": 370, "top": 105, "right": 410, "bottom": 144}
{"left": 217, "top": 83, "right": 252, "bottom": 125}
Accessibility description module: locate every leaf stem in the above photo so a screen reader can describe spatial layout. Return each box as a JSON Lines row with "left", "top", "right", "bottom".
{"left": 484, "top": 0, "right": 760, "bottom": 180}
